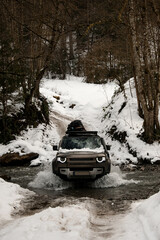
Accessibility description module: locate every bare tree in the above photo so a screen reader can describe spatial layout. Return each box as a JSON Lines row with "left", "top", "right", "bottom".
{"left": 0, "top": 0, "right": 79, "bottom": 142}
{"left": 128, "top": 0, "right": 160, "bottom": 143}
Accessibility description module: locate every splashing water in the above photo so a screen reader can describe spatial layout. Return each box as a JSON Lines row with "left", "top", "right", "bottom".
{"left": 28, "top": 165, "right": 137, "bottom": 190}
{"left": 28, "top": 169, "right": 72, "bottom": 190}
{"left": 92, "top": 165, "right": 138, "bottom": 188}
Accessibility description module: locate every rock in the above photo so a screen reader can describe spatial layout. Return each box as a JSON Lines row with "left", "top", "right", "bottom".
{"left": 0, "top": 175, "right": 11, "bottom": 181}
{"left": 139, "top": 166, "right": 145, "bottom": 171}
{"left": 53, "top": 95, "right": 60, "bottom": 101}
{"left": 120, "top": 164, "right": 137, "bottom": 171}
{"left": 154, "top": 160, "right": 160, "bottom": 164}
{"left": 69, "top": 104, "right": 76, "bottom": 109}
{"left": 0, "top": 152, "right": 39, "bottom": 166}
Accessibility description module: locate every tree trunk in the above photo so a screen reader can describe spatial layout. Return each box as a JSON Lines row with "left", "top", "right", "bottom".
{"left": 143, "top": 109, "right": 155, "bottom": 143}
{"left": 128, "top": 0, "right": 160, "bottom": 143}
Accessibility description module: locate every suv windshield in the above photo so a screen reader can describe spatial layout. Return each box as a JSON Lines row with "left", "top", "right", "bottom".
{"left": 60, "top": 136, "right": 102, "bottom": 150}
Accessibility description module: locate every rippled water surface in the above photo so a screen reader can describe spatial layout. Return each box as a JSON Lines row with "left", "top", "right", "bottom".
{"left": 1, "top": 164, "right": 160, "bottom": 203}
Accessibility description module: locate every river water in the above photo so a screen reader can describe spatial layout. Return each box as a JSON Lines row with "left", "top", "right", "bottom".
{"left": 1, "top": 163, "right": 160, "bottom": 239}
{"left": 0, "top": 163, "right": 160, "bottom": 216}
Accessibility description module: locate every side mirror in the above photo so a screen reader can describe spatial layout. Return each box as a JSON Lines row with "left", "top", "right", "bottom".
{"left": 106, "top": 145, "right": 111, "bottom": 150}
{"left": 53, "top": 145, "right": 58, "bottom": 151}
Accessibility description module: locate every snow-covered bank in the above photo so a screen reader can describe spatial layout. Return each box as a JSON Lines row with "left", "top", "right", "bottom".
{"left": 0, "top": 178, "right": 34, "bottom": 224}
{"left": 0, "top": 200, "right": 91, "bottom": 240}
{"left": 102, "top": 78, "right": 160, "bottom": 165}
{"left": 109, "top": 190, "right": 160, "bottom": 240}
{"left": 0, "top": 177, "right": 160, "bottom": 240}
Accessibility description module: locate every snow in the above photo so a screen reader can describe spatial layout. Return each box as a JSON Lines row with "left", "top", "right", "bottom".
{"left": 108, "top": 191, "right": 160, "bottom": 240}
{"left": 0, "top": 75, "right": 118, "bottom": 165}
{"left": 0, "top": 176, "right": 160, "bottom": 240}
{"left": 0, "top": 75, "right": 160, "bottom": 239}
{"left": 58, "top": 147, "right": 104, "bottom": 153}
{"left": 0, "top": 178, "right": 34, "bottom": 224}
{"left": 0, "top": 75, "right": 117, "bottom": 165}
{"left": 0, "top": 203, "right": 91, "bottom": 240}
{"left": 102, "top": 78, "right": 160, "bottom": 164}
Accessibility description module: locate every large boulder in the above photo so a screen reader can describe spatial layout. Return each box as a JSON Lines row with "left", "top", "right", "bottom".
{"left": 0, "top": 152, "right": 39, "bottom": 166}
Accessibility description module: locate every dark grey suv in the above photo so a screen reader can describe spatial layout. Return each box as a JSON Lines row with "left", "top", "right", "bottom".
{"left": 52, "top": 131, "right": 111, "bottom": 180}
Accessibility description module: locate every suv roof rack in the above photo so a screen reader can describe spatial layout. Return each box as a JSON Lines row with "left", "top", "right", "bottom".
{"left": 66, "top": 131, "right": 98, "bottom": 136}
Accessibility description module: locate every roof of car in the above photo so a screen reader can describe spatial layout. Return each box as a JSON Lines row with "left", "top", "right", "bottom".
{"left": 66, "top": 131, "right": 98, "bottom": 136}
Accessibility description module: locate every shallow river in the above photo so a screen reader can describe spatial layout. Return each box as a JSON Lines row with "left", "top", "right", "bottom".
{"left": 1, "top": 164, "right": 160, "bottom": 216}
{"left": 1, "top": 164, "right": 160, "bottom": 239}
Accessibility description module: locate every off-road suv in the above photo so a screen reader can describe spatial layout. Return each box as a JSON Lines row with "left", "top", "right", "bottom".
{"left": 52, "top": 125, "right": 111, "bottom": 180}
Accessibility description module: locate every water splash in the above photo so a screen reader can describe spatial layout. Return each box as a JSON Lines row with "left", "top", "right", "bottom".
{"left": 28, "top": 169, "right": 72, "bottom": 190}
{"left": 92, "top": 165, "right": 138, "bottom": 188}
{"left": 28, "top": 165, "right": 137, "bottom": 190}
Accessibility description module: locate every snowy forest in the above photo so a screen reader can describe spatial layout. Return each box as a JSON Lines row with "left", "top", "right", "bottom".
{"left": 1, "top": 0, "right": 160, "bottom": 144}
{"left": 1, "top": 1, "right": 160, "bottom": 240}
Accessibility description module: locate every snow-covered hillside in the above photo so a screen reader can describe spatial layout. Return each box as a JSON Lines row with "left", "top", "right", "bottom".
{"left": 102, "top": 78, "right": 160, "bottom": 165}
{"left": 0, "top": 75, "right": 117, "bottom": 166}
{"left": 0, "top": 75, "right": 160, "bottom": 240}
{"left": 1, "top": 75, "right": 160, "bottom": 166}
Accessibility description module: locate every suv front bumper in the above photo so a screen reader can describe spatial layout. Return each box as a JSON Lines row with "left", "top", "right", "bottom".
{"left": 59, "top": 167, "right": 104, "bottom": 179}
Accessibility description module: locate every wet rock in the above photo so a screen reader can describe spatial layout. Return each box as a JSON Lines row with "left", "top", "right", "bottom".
{"left": 154, "top": 159, "right": 160, "bottom": 164}
{"left": 0, "top": 152, "right": 39, "bottom": 166}
{"left": 139, "top": 166, "right": 145, "bottom": 171}
{"left": 138, "top": 157, "right": 151, "bottom": 164}
{"left": 120, "top": 163, "right": 138, "bottom": 171}
{"left": 0, "top": 174, "right": 11, "bottom": 181}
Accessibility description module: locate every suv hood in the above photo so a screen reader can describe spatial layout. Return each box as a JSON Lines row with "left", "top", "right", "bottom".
{"left": 57, "top": 150, "right": 105, "bottom": 157}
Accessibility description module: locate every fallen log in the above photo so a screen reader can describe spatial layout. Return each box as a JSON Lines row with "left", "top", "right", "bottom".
{"left": 0, "top": 152, "right": 39, "bottom": 166}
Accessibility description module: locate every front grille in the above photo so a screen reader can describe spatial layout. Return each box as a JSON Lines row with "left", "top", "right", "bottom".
{"left": 69, "top": 158, "right": 94, "bottom": 162}
{"left": 68, "top": 158, "right": 95, "bottom": 167}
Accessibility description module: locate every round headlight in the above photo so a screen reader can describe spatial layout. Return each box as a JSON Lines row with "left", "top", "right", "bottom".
{"left": 57, "top": 157, "right": 66, "bottom": 163}
{"left": 96, "top": 156, "right": 106, "bottom": 163}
